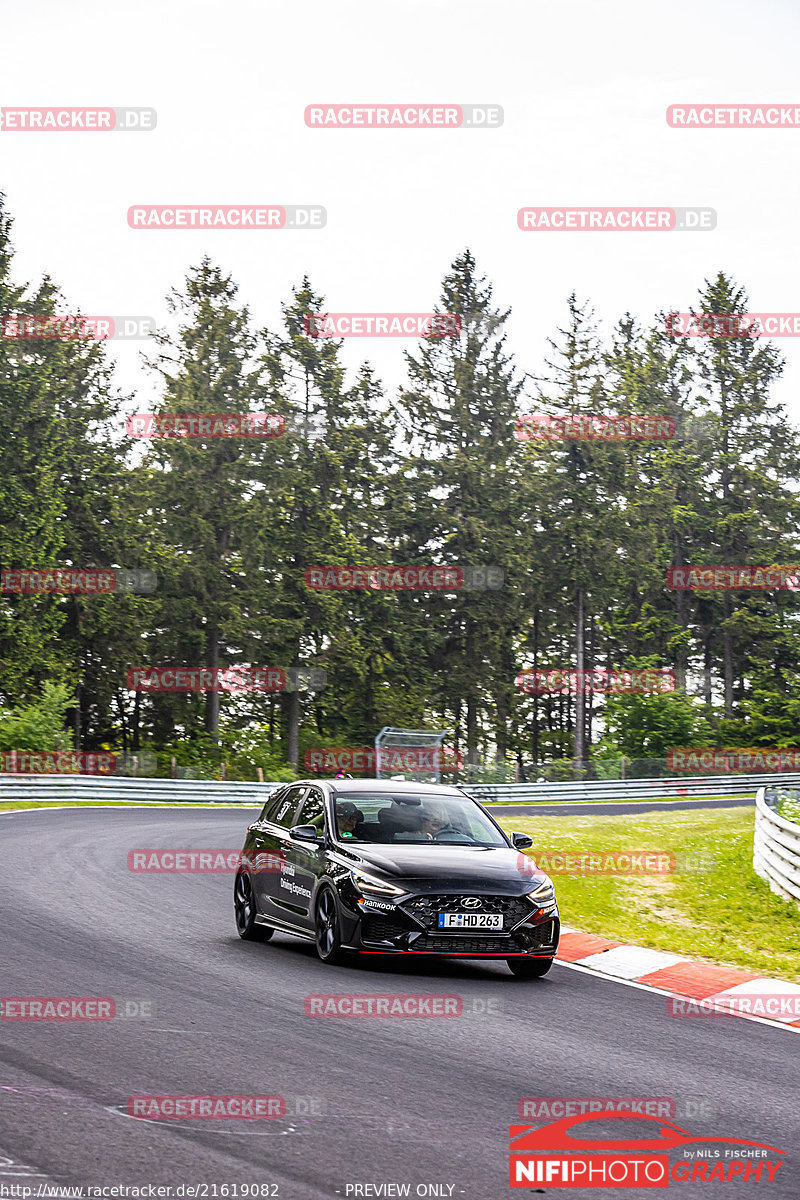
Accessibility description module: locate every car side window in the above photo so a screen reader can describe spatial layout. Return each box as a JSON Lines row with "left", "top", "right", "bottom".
{"left": 295, "top": 788, "right": 327, "bottom": 835}
{"left": 267, "top": 786, "right": 307, "bottom": 828}
{"left": 259, "top": 787, "right": 284, "bottom": 822}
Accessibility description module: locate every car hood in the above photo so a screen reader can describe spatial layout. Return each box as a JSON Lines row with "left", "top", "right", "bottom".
{"left": 340, "top": 843, "right": 549, "bottom": 894}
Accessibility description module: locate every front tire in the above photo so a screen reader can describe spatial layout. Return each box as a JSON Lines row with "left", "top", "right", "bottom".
{"left": 507, "top": 956, "right": 553, "bottom": 979}
{"left": 234, "top": 870, "right": 274, "bottom": 942}
{"left": 315, "top": 887, "right": 345, "bottom": 965}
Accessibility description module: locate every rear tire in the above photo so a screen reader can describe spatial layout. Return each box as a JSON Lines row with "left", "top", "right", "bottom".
{"left": 507, "top": 956, "right": 553, "bottom": 979}
{"left": 234, "top": 870, "right": 274, "bottom": 942}
{"left": 315, "top": 887, "right": 345, "bottom": 965}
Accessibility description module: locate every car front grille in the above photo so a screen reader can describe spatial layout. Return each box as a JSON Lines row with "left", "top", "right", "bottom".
{"left": 401, "top": 893, "right": 533, "bottom": 931}
{"left": 409, "top": 934, "right": 527, "bottom": 954}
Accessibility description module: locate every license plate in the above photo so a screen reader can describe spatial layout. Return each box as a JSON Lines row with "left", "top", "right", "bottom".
{"left": 437, "top": 912, "right": 503, "bottom": 929}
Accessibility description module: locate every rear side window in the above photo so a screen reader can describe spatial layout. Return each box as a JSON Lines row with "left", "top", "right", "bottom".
{"left": 266, "top": 786, "right": 306, "bottom": 828}
{"left": 259, "top": 788, "right": 284, "bottom": 821}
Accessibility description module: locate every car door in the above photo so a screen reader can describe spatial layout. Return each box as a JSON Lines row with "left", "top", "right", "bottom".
{"left": 250, "top": 785, "right": 306, "bottom": 919}
{"left": 282, "top": 787, "right": 329, "bottom": 930}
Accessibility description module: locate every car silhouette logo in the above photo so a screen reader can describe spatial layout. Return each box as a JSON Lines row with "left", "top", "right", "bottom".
{"left": 509, "top": 1112, "right": 784, "bottom": 1156}
{"left": 462, "top": 897, "right": 482, "bottom": 909}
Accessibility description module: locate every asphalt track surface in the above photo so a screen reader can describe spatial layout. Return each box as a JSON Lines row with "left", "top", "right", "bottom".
{"left": 0, "top": 808, "right": 796, "bottom": 1198}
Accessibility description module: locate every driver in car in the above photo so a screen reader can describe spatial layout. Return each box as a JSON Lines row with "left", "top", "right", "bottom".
{"left": 419, "top": 802, "right": 459, "bottom": 840}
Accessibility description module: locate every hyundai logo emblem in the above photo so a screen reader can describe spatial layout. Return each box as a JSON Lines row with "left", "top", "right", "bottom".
{"left": 462, "top": 897, "right": 482, "bottom": 909}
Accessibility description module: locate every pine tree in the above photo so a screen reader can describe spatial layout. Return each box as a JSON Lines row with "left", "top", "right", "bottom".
{"left": 398, "top": 250, "right": 524, "bottom": 773}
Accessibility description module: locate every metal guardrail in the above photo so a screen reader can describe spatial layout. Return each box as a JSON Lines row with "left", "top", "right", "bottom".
{"left": 0, "top": 775, "right": 280, "bottom": 805}
{"left": 753, "top": 786, "right": 800, "bottom": 903}
{"left": 2, "top": 771, "right": 798, "bottom": 807}
{"left": 463, "top": 773, "right": 800, "bottom": 804}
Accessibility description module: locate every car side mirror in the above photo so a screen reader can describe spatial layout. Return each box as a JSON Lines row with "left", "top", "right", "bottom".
{"left": 511, "top": 831, "right": 533, "bottom": 849}
{"left": 291, "top": 824, "right": 325, "bottom": 845}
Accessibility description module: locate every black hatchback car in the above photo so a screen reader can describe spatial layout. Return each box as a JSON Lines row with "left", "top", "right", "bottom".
{"left": 234, "top": 779, "right": 559, "bottom": 978}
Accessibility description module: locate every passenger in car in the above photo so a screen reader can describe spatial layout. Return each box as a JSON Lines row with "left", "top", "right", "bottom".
{"left": 375, "top": 804, "right": 418, "bottom": 840}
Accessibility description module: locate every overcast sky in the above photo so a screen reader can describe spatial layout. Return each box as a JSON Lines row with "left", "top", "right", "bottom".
{"left": 4, "top": 0, "right": 800, "bottom": 419}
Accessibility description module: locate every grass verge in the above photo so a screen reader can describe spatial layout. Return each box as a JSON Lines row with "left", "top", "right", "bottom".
{"left": 498, "top": 808, "right": 800, "bottom": 983}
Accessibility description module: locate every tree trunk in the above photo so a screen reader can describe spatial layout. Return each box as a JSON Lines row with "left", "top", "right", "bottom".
{"left": 287, "top": 679, "right": 300, "bottom": 771}
{"left": 204, "top": 623, "right": 220, "bottom": 739}
{"left": 495, "top": 694, "right": 508, "bottom": 764}
{"left": 466, "top": 695, "right": 478, "bottom": 774}
{"left": 116, "top": 692, "right": 128, "bottom": 754}
{"left": 531, "top": 609, "right": 539, "bottom": 765}
{"left": 465, "top": 622, "right": 479, "bottom": 776}
{"left": 132, "top": 689, "right": 141, "bottom": 750}
{"left": 673, "top": 530, "right": 689, "bottom": 691}
{"left": 722, "top": 595, "right": 735, "bottom": 717}
{"left": 73, "top": 681, "right": 82, "bottom": 750}
{"left": 585, "top": 613, "right": 595, "bottom": 757}
{"left": 703, "top": 628, "right": 713, "bottom": 709}
{"left": 574, "top": 588, "right": 586, "bottom": 766}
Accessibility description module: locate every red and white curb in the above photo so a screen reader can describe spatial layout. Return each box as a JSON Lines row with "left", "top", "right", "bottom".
{"left": 556, "top": 927, "right": 800, "bottom": 1031}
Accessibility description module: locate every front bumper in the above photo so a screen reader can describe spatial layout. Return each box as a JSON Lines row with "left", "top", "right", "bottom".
{"left": 341, "top": 889, "right": 560, "bottom": 957}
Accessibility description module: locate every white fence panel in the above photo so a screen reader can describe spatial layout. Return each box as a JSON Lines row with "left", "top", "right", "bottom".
{"left": 753, "top": 787, "right": 800, "bottom": 903}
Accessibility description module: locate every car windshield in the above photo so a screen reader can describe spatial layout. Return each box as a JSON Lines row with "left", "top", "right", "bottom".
{"left": 332, "top": 792, "right": 508, "bottom": 846}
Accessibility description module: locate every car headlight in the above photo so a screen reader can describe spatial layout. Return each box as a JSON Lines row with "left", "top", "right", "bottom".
{"left": 525, "top": 876, "right": 556, "bottom": 904}
{"left": 350, "top": 870, "right": 405, "bottom": 897}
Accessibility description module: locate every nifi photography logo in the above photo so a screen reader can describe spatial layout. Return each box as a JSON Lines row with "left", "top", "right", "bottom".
{"left": 509, "top": 1110, "right": 784, "bottom": 1188}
